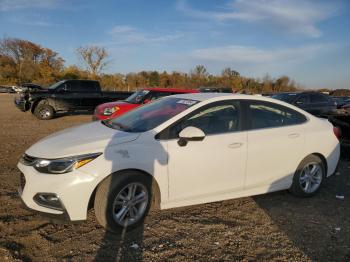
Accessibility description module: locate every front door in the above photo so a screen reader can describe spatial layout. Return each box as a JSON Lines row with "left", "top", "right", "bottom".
{"left": 164, "top": 100, "right": 247, "bottom": 203}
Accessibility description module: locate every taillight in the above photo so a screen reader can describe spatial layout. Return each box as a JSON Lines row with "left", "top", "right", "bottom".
{"left": 333, "top": 126, "right": 341, "bottom": 140}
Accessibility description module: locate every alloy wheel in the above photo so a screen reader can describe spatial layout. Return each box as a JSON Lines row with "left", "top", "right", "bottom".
{"left": 112, "top": 182, "right": 148, "bottom": 227}
{"left": 299, "top": 162, "right": 323, "bottom": 194}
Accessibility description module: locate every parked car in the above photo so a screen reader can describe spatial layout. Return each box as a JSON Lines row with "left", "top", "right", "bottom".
{"left": 18, "top": 93, "right": 340, "bottom": 233}
{"left": 93, "top": 87, "right": 198, "bottom": 120}
{"left": 332, "top": 96, "right": 350, "bottom": 109}
{"left": 0, "top": 86, "right": 15, "bottom": 93}
{"left": 14, "top": 80, "right": 132, "bottom": 120}
{"left": 20, "top": 83, "right": 44, "bottom": 92}
{"left": 272, "top": 92, "right": 336, "bottom": 116}
{"left": 341, "top": 100, "right": 350, "bottom": 109}
{"left": 198, "top": 87, "right": 233, "bottom": 93}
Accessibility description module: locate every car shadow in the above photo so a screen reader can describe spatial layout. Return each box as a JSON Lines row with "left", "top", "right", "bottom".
{"left": 54, "top": 111, "right": 94, "bottom": 118}
{"left": 253, "top": 149, "right": 350, "bottom": 261}
{"left": 94, "top": 129, "right": 168, "bottom": 261}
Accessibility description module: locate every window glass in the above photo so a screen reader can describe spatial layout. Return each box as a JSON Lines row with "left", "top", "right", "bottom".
{"left": 167, "top": 100, "right": 240, "bottom": 138}
{"left": 80, "top": 81, "right": 97, "bottom": 92}
{"left": 310, "top": 93, "right": 328, "bottom": 103}
{"left": 104, "top": 97, "right": 198, "bottom": 133}
{"left": 66, "top": 81, "right": 80, "bottom": 92}
{"left": 147, "top": 91, "right": 169, "bottom": 101}
{"left": 272, "top": 93, "right": 298, "bottom": 103}
{"left": 295, "top": 94, "right": 308, "bottom": 104}
{"left": 125, "top": 90, "right": 150, "bottom": 104}
{"left": 249, "top": 101, "right": 306, "bottom": 130}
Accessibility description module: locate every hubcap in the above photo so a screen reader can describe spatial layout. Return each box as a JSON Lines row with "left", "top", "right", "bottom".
{"left": 40, "top": 109, "right": 51, "bottom": 118}
{"left": 112, "top": 182, "right": 148, "bottom": 227}
{"left": 299, "top": 162, "right": 323, "bottom": 193}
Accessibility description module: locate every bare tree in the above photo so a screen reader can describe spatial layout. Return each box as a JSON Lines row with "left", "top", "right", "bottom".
{"left": 76, "top": 45, "right": 109, "bottom": 77}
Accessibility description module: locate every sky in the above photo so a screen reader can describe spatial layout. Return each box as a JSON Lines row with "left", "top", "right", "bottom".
{"left": 0, "top": 0, "right": 349, "bottom": 89}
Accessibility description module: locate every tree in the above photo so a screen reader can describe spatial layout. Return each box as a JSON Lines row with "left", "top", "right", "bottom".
{"left": 221, "top": 67, "right": 240, "bottom": 78}
{"left": 191, "top": 65, "right": 208, "bottom": 79}
{"left": 190, "top": 65, "right": 209, "bottom": 87}
{"left": 76, "top": 45, "right": 109, "bottom": 78}
{"left": 0, "top": 37, "right": 64, "bottom": 84}
{"left": 149, "top": 71, "right": 160, "bottom": 87}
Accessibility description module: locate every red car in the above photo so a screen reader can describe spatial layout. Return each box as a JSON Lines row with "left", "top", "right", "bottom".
{"left": 93, "top": 87, "right": 199, "bottom": 120}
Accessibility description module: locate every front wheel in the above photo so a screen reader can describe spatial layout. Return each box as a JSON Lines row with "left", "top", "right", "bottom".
{"left": 34, "top": 105, "right": 55, "bottom": 120}
{"left": 94, "top": 171, "right": 152, "bottom": 233}
{"left": 289, "top": 155, "right": 325, "bottom": 197}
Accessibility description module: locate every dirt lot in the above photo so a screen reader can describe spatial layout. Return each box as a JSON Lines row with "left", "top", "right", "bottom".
{"left": 0, "top": 93, "right": 349, "bottom": 261}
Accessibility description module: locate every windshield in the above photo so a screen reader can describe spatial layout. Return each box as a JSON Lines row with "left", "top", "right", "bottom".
{"left": 125, "top": 90, "right": 150, "bottom": 104}
{"left": 103, "top": 97, "right": 198, "bottom": 132}
{"left": 48, "top": 80, "right": 65, "bottom": 89}
{"left": 272, "top": 93, "right": 298, "bottom": 103}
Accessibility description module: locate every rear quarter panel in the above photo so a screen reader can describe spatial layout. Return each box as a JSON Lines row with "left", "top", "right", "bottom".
{"left": 303, "top": 117, "right": 340, "bottom": 176}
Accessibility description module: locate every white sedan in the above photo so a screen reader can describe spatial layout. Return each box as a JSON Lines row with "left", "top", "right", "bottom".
{"left": 18, "top": 93, "right": 340, "bottom": 233}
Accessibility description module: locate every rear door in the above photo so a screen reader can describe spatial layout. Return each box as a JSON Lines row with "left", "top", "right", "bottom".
{"left": 79, "top": 81, "right": 101, "bottom": 110}
{"left": 245, "top": 100, "right": 307, "bottom": 191}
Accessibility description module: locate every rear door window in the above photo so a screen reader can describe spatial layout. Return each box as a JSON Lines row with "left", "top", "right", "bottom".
{"left": 310, "top": 93, "right": 329, "bottom": 103}
{"left": 66, "top": 81, "right": 81, "bottom": 92}
{"left": 248, "top": 101, "right": 307, "bottom": 130}
{"left": 81, "top": 81, "right": 98, "bottom": 92}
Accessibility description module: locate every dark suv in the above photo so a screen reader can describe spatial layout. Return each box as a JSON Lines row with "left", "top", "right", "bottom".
{"left": 272, "top": 92, "right": 336, "bottom": 116}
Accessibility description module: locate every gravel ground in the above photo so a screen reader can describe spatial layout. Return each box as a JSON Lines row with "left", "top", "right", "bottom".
{"left": 0, "top": 93, "right": 349, "bottom": 262}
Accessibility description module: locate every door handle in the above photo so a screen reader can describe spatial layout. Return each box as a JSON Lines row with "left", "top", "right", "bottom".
{"left": 228, "top": 142, "right": 243, "bottom": 149}
{"left": 288, "top": 133, "right": 300, "bottom": 139}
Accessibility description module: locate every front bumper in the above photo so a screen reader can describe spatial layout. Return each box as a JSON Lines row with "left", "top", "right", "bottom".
{"left": 18, "top": 186, "right": 73, "bottom": 223}
{"left": 14, "top": 97, "right": 29, "bottom": 112}
{"left": 17, "top": 162, "right": 99, "bottom": 222}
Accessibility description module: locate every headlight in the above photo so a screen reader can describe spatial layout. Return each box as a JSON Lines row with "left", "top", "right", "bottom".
{"left": 103, "top": 106, "right": 119, "bottom": 116}
{"left": 29, "top": 153, "right": 102, "bottom": 174}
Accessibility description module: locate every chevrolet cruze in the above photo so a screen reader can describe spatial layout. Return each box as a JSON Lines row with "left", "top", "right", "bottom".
{"left": 18, "top": 93, "right": 340, "bottom": 233}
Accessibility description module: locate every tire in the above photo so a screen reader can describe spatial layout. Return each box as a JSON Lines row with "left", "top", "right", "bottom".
{"left": 289, "top": 155, "right": 325, "bottom": 197}
{"left": 34, "top": 104, "right": 55, "bottom": 120}
{"left": 94, "top": 171, "right": 152, "bottom": 233}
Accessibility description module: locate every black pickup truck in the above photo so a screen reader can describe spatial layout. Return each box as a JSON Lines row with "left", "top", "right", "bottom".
{"left": 14, "top": 79, "right": 132, "bottom": 120}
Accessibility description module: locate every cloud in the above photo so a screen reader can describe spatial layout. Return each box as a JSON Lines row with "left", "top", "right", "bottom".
{"left": 8, "top": 15, "right": 69, "bottom": 27}
{"left": 107, "top": 25, "right": 183, "bottom": 45}
{"left": 0, "top": 0, "right": 61, "bottom": 11}
{"left": 190, "top": 44, "right": 333, "bottom": 67}
{"left": 186, "top": 44, "right": 336, "bottom": 77}
{"left": 177, "top": 0, "right": 342, "bottom": 37}
{"left": 191, "top": 44, "right": 327, "bottom": 64}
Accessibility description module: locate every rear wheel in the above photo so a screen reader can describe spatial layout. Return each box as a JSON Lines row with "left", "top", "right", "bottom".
{"left": 289, "top": 155, "right": 325, "bottom": 197}
{"left": 34, "top": 104, "right": 54, "bottom": 120}
{"left": 94, "top": 171, "right": 152, "bottom": 233}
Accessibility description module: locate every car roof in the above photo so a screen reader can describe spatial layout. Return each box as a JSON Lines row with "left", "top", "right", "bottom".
{"left": 143, "top": 87, "right": 198, "bottom": 93}
{"left": 169, "top": 93, "right": 313, "bottom": 111}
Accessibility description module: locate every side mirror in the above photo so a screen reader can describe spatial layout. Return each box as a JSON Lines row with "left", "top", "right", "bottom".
{"left": 143, "top": 99, "right": 151, "bottom": 104}
{"left": 178, "top": 126, "right": 205, "bottom": 147}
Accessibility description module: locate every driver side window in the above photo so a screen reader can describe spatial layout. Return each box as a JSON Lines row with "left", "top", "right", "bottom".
{"left": 165, "top": 100, "right": 241, "bottom": 139}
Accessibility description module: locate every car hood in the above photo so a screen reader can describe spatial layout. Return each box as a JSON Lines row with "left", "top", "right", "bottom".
{"left": 26, "top": 121, "right": 140, "bottom": 158}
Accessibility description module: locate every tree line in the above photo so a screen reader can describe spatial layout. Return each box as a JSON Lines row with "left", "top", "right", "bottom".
{"left": 0, "top": 37, "right": 299, "bottom": 93}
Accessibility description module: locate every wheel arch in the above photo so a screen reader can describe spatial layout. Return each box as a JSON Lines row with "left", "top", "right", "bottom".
{"left": 88, "top": 168, "right": 162, "bottom": 211}
{"left": 311, "top": 152, "right": 328, "bottom": 176}
{"left": 31, "top": 98, "right": 55, "bottom": 113}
